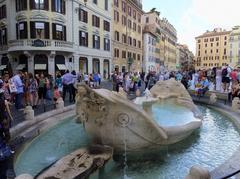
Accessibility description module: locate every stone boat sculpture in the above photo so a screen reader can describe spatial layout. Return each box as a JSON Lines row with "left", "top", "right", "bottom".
{"left": 76, "top": 79, "right": 202, "bottom": 153}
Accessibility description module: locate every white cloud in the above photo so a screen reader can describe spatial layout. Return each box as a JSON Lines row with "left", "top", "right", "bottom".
{"left": 177, "top": 0, "right": 240, "bottom": 53}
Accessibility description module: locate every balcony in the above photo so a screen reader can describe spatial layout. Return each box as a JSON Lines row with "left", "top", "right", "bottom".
{"left": 8, "top": 39, "right": 74, "bottom": 52}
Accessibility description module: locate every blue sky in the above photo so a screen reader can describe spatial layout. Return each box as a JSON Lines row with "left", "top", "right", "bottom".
{"left": 143, "top": 0, "right": 240, "bottom": 52}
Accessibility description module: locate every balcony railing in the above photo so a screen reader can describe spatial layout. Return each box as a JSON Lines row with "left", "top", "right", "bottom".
{"left": 8, "top": 39, "right": 74, "bottom": 50}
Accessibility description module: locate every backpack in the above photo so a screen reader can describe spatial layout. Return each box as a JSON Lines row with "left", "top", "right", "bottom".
{"left": 222, "top": 68, "right": 228, "bottom": 77}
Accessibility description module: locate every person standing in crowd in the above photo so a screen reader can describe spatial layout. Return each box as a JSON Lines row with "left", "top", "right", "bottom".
{"left": 215, "top": 67, "right": 222, "bottom": 91}
{"left": 71, "top": 71, "right": 77, "bottom": 102}
{"left": 84, "top": 73, "right": 89, "bottom": 85}
{"left": 37, "top": 74, "right": 46, "bottom": 105}
{"left": 93, "top": 72, "right": 99, "bottom": 88}
{"left": 28, "top": 73, "right": 38, "bottom": 108}
{"left": 12, "top": 71, "right": 24, "bottom": 110}
{"left": 222, "top": 64, "right": 231, "bottom": 92}
{"left": 55, "top": 73, "right": 63, "bottom": 95}
{"left": 3, "top": 73, "right": 11, "bottom": 102}
{"left": 98, "top": 72, "right": 102, "bottom": 86}
{"left": 62, "top": 70, "right": 74, "bottom": 102}
{"left": 53, "top": 85, "right": 61, "bottom": 104}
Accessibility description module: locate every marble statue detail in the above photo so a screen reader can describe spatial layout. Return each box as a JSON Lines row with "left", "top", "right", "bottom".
{"left": 76, "top": 79, "right": 202, "bottom": 153}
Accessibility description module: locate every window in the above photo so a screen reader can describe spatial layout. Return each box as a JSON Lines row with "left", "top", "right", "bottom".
{"left": 198, "top": 51, "right": 200, "bottom": 56}
{"left": 104, "top": 0, "right": 108, "bottom": 10}
{"left": 146, "top": 17, "right": 149, "bottom": 23}
{"left": 122, "top": 34, "right": 126, "bottom": 43}
{"left": 198, "top": 39, "right": 201, "bottom": 43}
{"left": 128, "top": 6, "right": 131, "bottom": 16}
{"left": 122, "top": 1, "right": 126, "bottom": 12}
{"left": 128, "top": 52, "right": 132, "bottom": 58}
{"left": 79, "top": 31, "right": 88, "bottom": 47}
{"left": 114, "top": 0, "right": 118, "bottom": 7}
{"left": 104, "top": 38, "right": 110, "bottom": 51}
{"left": 128, "top": 19, "right": 132, "bottom": 29}
{"left": 104, "top": 20, "right": 110, "bottom": 31}
{"left": 114, "top": 31, "right": 119, "bottom": 41}
{"left": 133, "top": 53, "right": 136, "bottom": 60}
{"left": 216, "top": 49, "right": 219, "bottom": 53}
{"left": 205, "top": 43, "right": 207, "bottom": 47}
{"left": 210, "top": 49, "right": 213, "bottom": 53}
{"left": 93, "top": 0, "right": 97, "bottom": 5}
{"left": 51, "top": 0, "right": 65, "bottom": 14}
{"left": 138, "top": 40, "right": 141, "bottom": 48}
{"left": 198, "top": 44, "right": 200, "bottom": 49}
{"left": 211, "top": 43, "right": 213, "bottom": 47}
{"left": 52, "top": 23, "right": 66, "bottom": 40}
{"left": 133, "top": 10, "right": 136, "bottom": 19}
{"left": 133, "top": 22, "right": 136, "bottom": 31}
{"left": 114, "top": 10, "right": 119, "bottom": 22}
{"left": 224, "top": 41, "right": 227, "bottom": 46}
{"left": 30, "top": 21, "right": 50, "bottom": 39}
{"left": 205, "top": 50, "right": 207, "bottom": 54}
{"left": 224, "top": 48, "right": 226, "bottom": 55}
{"left": 79, "top": 9, "right": 88, "bottom": 23}
{"left": 16, "top": 0, "right": 27, "bottom": 12}
{"left": 128, "top": 36, "right": 132, "bottom": 45}
{"left": 216, "top": 37, "right": 219, "bottom": 41}
{"left": 216, "top": 42, "right": 219, "bottom": 46}
{"left": 30, "top": 0, "right": 48, "bottom": 10}
{"left": 137, "top": 54, "right": 140, "bottom": 61}
{"left": 0, "top": 28, "right": 7, "bottom": 45}
{"left": 133, "top": 39, "right": 136, "bottom": 47}
{"left": 122, "top": 15, "right": 126, "bottom": 26}
{"left": 114, "top": 48, "right": 119, "bottom": 57}
{"left": 93, "top": 35, "right": 100, "bottom": 49}
{"left": 224, "top": 36, "right": 227, "bottom": 40}
{"left": 137, "top": 13, "right": 141, "bottom": 23}
{"left": 122, "top": 50, "right": 126, "bottom": 58}
{"left": 0, "top": 5, "right": 6, "bottom": 19}
{"left": 16, "top": 21, "right": 28, "bottom": 39}
{"left": 92, "top": 15, "right": 100, "bottom": 27}
{"left": 138, "top": 25, "right": 141, "bottom": 34}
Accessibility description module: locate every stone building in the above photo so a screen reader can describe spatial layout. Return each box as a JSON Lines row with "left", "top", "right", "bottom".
{"left": 142, "top": 9, "right": 177, "bottom": 72}
{"left": 112, "top": 0, "right": 143, "bottom": 73}
{"left": 229, "top": 26, "right": 240, "bottom": 68}
{"left": 176, "top": 44, "right": 194, "bottom": 71}
{"left": 195, "top": 28, "right": 230, "bottom": 69}
{"left": 0, "top": 0, "right": 112, "bottom": 79}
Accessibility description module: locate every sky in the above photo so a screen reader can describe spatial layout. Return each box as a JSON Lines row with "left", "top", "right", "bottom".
{"left": 143, "top": 0, "right": 240, "bottom": 53}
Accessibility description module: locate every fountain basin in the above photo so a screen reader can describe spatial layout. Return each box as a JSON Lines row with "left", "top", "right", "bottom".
{"left": 75, "top": 79, "right": 202, "bottom": 153}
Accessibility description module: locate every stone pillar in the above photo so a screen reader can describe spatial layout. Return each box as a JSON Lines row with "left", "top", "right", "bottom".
{"left": 28, "top": 54, "right": 34, "bottom": 74}
{"left": 88, "top": 56, "right": 93, "bottom": 74}
{"left": 48, "top": 52, "right": 55, "bottom": 77}
{"left": 73, "top": 54, "right": 80, "bottom": 72}
{"left": 100, "top": 58, "right": 104, "bottom": 77}
{"left": 24, "top": 106, "right": 34, "bottom": 120}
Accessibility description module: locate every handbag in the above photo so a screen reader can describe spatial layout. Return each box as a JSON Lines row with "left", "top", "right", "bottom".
{"left": 9, "top": 83, "right": 17, "bottom": 93}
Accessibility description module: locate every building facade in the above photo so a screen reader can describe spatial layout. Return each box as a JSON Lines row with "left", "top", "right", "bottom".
{"left": 229, "top": 26, "right": 240, "bottom": 68}
{"left": 176, "top": 44, "right": 194, "bottom": 71}
{"left": 142, "top": 9, "right": 177, "bottom": 72}
{"left": 195, "top": 28, "right": 230, "bottom": 69}
{"left": 0, "top": 0, "right": 112, "bottom": 78}
{"left": 112, "top": 0, "right": 143, "bottom": 73}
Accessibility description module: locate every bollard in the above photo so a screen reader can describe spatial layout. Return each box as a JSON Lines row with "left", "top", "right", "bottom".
{"left": 185, "top": 165, "right": 211, "bottom": 179}
{"left": 24, "top": 106, "right": 34, "bottom": 120}
{"left": 15, "top": 174, "right": 33, "bottom": 179}
{"left": 56, "top": 97, "right": 64, "bottom": 109}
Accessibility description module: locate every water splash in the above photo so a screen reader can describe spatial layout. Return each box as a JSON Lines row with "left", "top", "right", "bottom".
{"left": 123, "top": 126, "right": 129, "bottom": 179}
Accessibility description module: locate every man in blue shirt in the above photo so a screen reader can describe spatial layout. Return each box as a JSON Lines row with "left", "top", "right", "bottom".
{"left": 199, "top": 77, "right": 210, "bottom": 96}
{"left": 62, "top": 70, "right": 74, "bottom": 102}
{"left": 12, "top": 71, "right": 24, "bottom": 110}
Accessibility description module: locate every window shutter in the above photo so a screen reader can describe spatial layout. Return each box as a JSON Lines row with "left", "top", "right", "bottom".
{"left": 24, "top": 21, "right": 28, "bottom": 38}
{"left": 85, "top": 11, "right": 88, "bottom": 23}
{"left": 63, "top": 26, "right": 66, "bottom": 41}
{"left": 0, "top": 30, "right": 2, "bottom": 45}
{"left": 62, "top": 0, "right": 66, "bottom": 14}
{"left": 5, "top": 28, "right": 7, "bottom": 44}
{"left": 30, "top": 0, "right": 35, "bottom": 9}
{"left": 16, "top": 23, "right": 19, "bottom": 39}
{"left": 52, "top": 23, "right": 56, "bottom": 39}
{"left": 30, "top": 22, "right": 36, "bottom": 38}
{"left": 51, "top": 0, "right": 55, "bottom": 11}
{"left": 92, "top": 35, "right": 95, "bottom": 48}
{"left": 23, "top": 0, "right": 27, "bottom": 10}
{"left": 45, "top": 22, "right": 49, "bottom": 39}
{"left": 86, "top": 32, "right": 88, "bottom": 47}
{"left": 92, "top": 15, "right": 94, "bottom": 26}
{"left": 44, "top": 0, "right": 49, "bottom": 10}
{"left": 79, "top": 31, "right": 81, "bottom": 45}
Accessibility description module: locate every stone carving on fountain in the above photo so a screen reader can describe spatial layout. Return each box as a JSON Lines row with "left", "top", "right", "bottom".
{"left": 76, "top": 79, "right": 202, "bottom": 153}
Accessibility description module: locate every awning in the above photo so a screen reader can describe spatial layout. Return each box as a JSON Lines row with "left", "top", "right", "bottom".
{"left": 16, "top": 64, "right": 26, "bottom": 70}
{"left": 35, "top": 64, "right": 47, "bottom": 70}
{"left": 0, "top": 65, "right": 7, "bottom": 70}
{"left": 56, "top": 64, "right": 67, "bottom": 70}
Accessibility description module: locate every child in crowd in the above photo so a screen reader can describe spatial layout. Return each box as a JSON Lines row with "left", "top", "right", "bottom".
{"left": 53, "top": 86, "right": 61, "bottom": 104}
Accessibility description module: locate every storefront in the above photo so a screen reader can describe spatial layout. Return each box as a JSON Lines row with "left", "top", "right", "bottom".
{"left": 55, "top": 55, "right": 66, "bottom": 75}
{"left": 79, "top": 57, "right": 88, "bottom": 74}
{"left": 103, "top": 59, "right": 110, "bottom": 79}
{"left": 92, "top": 58, "right": 100, "bottom": 74}
{"left": 16, "top": 54, "right": 28, "bottom": 72}
{"left": 34, "top": 54, "right": 48, "bottom": 75}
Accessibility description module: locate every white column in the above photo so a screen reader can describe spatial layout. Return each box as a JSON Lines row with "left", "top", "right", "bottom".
{"left": 88, "top": 56, "right": 93, "bottom": 74}
{"left": 73, "top": 54, "right": 80, "bottom": 72}
{"left": 48, "top": 55, "right": 55, "bottom": 76}
{"left": 100, "top": 58, "right": 104, "bottom": 77}
{"left": 28, "top": 55, "right": 34, "bottom": 74}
